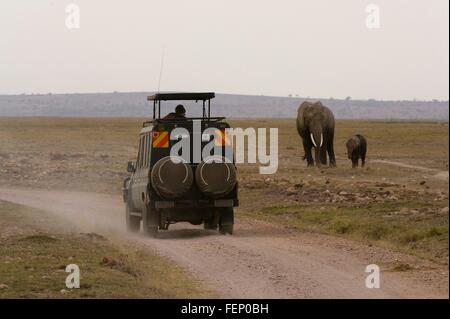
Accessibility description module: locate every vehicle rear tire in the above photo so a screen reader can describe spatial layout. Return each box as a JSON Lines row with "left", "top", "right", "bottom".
{"left": 125, "top": 202, "right": 140, "bottom": 233}
{"left": 218, "top": 207, "right": 234, "bottom": 235}
{"left": 203, "top": 208, "right": 219, "bottom": 230}
{"left": 142, "top": 203, "right": 159, "bottom": 238}
{"left": 204, "top": 221, "right": 217, "bottom": 230}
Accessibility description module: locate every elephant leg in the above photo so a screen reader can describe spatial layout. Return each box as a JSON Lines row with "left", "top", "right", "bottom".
{"left": 360, "top": 141, "right": 367, "bottom": 167}
{"left": 314, "top": 147, "right": 322, "bottom": 167}
{"left": 303, "top": 139, "right": 314, "bottom": 167}
{"left": 352, "top": 159, "right": 358, "bottom": 168}
{"left": 327, "top": 139, "right": 336, "bottom": 167}
{"left": 361, "top": 153, "right": 366, "bottom": 167}
{"left": 320, "top": 148, "right": 327, "bottom": 165}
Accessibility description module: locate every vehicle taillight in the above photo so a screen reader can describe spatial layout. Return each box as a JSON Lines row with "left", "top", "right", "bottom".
{"left": 214, "top": 128, "right": 231, "bottom": 146}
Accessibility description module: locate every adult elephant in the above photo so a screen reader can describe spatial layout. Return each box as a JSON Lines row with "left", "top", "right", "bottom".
{"left": 296, "top": 101, "right": 336, "bottom": 167}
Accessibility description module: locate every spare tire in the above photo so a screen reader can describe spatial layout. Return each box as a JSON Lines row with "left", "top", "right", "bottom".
{"left": 195, "top": 156, "right": 237, "bottom": 198}
{"left": 151, "top": 157, "right": 193, "bottom": 199}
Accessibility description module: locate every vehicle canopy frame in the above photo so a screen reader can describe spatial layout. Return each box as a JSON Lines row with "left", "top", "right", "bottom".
{"left": 147, "top": 92, "right": 216, "bottom": 120}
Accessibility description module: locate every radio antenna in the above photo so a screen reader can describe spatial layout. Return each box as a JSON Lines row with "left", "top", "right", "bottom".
{"left": 157, "top": 46, "right": 165, "bottom": 93}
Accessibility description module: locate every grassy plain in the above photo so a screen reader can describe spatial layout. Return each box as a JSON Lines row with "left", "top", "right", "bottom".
{"left": 0, "top": 118, "right": 448, "bottom": 263}
{"left": 0, "top": 200, "right": 212, "bottom": 298}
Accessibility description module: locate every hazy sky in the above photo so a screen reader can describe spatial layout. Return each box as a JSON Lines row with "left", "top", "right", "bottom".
{"left": 1, "top": 0, "right": 448, "bottom": 100}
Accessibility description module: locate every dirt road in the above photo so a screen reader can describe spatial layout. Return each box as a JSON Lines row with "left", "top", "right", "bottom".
{"left": 372, "top": 160, "right": 449, "bottom": 181}
{"left": 0, "top": 187, "right": 447, "bottom": 298}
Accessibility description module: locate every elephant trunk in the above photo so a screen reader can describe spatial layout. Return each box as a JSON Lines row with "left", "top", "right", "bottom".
{"left": 310, "top": 129, "right": 324, "bottom": 167}
{"left": 310, "top": 131, "right": 323, "bottom": 148}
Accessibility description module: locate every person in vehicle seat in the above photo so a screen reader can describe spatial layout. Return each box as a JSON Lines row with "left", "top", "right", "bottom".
{"left": 163, "top": 104, "right": 186, "bottom": 119}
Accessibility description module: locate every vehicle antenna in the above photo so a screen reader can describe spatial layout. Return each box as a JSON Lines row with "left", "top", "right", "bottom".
{"left": 157, "top": 46, "right": 165, "bottom": 93}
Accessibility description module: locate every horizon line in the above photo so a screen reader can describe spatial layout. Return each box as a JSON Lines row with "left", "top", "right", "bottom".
{"left": 0, "top": 90, "right": 448, "bottom": 103}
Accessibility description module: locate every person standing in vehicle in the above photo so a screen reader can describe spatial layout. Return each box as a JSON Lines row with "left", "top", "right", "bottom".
{"left": 163, "top": 104, "right": 186, "bottom": 119}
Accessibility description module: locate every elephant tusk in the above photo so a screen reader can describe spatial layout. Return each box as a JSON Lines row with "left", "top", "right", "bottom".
{"left": 310, "top": 133, "right": 318, "bottom": 147}
{"left": 320, "top": 133, "right": 323, "bottom": 147}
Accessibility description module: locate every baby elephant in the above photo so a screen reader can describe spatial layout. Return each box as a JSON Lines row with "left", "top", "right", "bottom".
{"left": 346, "top": 134, "right": 367, "bottom": 168}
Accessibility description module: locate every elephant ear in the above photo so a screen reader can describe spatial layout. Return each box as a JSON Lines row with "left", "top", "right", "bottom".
{"left": 297, "top": 102, "right": 307, "bottom": 131}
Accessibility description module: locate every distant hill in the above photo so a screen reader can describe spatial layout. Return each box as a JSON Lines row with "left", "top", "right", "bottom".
{"left": 0, "top": 92, "right": 448, "bottom": 120}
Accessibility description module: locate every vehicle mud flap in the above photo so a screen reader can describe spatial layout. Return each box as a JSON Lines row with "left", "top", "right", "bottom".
{"left": 203, "top": 209, "right": 219, "bottom": 230}
{"left": 142, "top": 204, "right": 159, "bottom": 238}
{"left": 218, "top": 207, "right": 234, "bottom": 235}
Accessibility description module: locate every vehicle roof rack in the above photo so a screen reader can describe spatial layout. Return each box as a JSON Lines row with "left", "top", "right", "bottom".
{"left": 142, "top": 117, "right": 225, "bottom": 127}
{"left": 147, "top": 92, "right": 215, "bottom": 102}
{"left": 148, "top": 92, "right": 217, "bottom": 119}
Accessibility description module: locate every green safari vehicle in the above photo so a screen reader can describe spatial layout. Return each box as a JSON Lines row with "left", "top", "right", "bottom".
{"left": 122, "top": 92, "right": 238, "bottom": 237}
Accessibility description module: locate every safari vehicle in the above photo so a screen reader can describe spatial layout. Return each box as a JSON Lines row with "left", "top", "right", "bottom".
{"left": 123, "top": 92, "right": 238, "bottom": 237}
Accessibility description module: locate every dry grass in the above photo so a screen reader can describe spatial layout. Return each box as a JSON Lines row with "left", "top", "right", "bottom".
{"left": 0, "top": 200, "right": 212, "bottom": 298}
{"left": 230, "top": 119, "right": 448, "bottom": 262}
{"left": 0, "top": 117, "right": 448, "bottom": 262}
